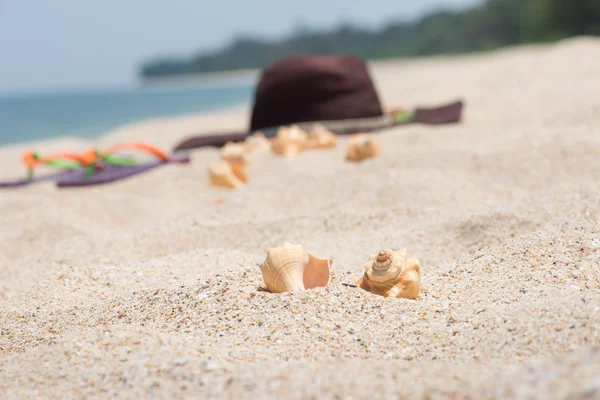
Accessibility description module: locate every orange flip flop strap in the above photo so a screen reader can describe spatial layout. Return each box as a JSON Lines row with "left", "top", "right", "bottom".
{"left": 38, "top": 152, "right": 88, "bottom": 165}
{"left": 80, "top": 148, "right": 99, "bottom": 165}
{"left": 103, "top": 142, "right": 169, "bottom": 162}
{"left": 21, "top": 151, "right": 37, "bottom": 169}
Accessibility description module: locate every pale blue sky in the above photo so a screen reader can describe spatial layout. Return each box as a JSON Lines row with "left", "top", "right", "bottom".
{"left": 0, "top": 0, "right": 479, "bottom": 94}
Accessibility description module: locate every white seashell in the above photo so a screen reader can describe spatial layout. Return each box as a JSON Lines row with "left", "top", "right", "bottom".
{"left": 271, "top": 125, "right": 309, "bottom": 158}
{"left": 221, "top": 142, "right": 249, "bottom": 165}
{"left": 259, "top": 242, "right": 332, "bottom": 293}
{"left": 345, "top": 133, "right": 379, "bottom": 162}
{"left": 356, "top": 249, "right": 420, "bottom": 299}
{"left": 306, "top": 124, "right": 337, "bottom": 149}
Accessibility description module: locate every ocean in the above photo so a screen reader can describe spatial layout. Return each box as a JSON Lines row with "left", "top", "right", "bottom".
{"left": 0, "top": 83, "right": 254, "bottom": 146}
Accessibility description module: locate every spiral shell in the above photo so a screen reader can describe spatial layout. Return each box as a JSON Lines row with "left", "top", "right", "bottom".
{"left": 259, "top": 243, "right": 332, "bottom": 293}
{"left": 345, "top": 134, "right": 379, "bottom": 162}
{"left": 306, "top": 124, "right": 337, "bottom": 149}
{"left": 271, "top": 125, "right": 309, "bottom": 158}
{"left": 208, "top": 161, "right": 246, "bottom": 188}
{"left": 356, "top": 249, "right": 420, "bottom": 299}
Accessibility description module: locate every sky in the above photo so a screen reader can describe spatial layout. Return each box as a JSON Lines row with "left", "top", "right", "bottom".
{"left": 0, "top": 0, "right": 480, "bottom": 94}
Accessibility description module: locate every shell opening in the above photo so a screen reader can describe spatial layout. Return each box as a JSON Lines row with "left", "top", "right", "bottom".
{"left": 303, "top": 255, "right": 332, "bottom": 289}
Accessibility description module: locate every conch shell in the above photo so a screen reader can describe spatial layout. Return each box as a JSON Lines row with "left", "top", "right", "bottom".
{"left": 259, "top": 242, "right": 332, "bottom": 293}
{"left": 356, "top": 249, "right": 420, "bottom": 299}
{"left": 221, "top": 142, "right": 248, "bottom": 165}
{"left": 208, "top": 161, "right": 247, "bottom": 188}
{"left": 306, "top": 124, "right": 337, "bottom": 149}
{"left": 243, "top": 132, "right": 271, "bottom": 153}
{"left": 271, "top": 125, "right": 308, "bottom": 157}
{"left": 345, "top": 134, "right": 379, "bottom": 162}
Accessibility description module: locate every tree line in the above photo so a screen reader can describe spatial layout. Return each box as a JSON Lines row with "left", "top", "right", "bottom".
{"left": 140, "top": 0, "right": 600, "bottom": 79}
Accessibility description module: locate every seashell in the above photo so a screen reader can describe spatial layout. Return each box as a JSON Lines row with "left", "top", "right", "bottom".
{"left": 345, "top": 134, "right": 379, "bottom": 162}
{"left": 259, "top": 242, "right": 332, "bottom": 293}
{"left": 208, "top": 161, "right": 246, "bottom": 188}
{"left": 271, "top": 125, "right": 308, "bottom": 158}
{"left": 306, "top": 124, "right": 337, "bottom": 149}
{"left": 243, "top": 132, "right": 271, "bottom": 153}
{"left": 356, "top": 249, "right": 420, "bottom": 299}
{"left": 229, "top": 162, "right": 247, "bottom": 183}
{"left": 221, "top": 142, "right": 249, "bottom": 165}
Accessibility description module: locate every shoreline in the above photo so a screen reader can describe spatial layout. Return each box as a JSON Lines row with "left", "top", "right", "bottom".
{"left": 2, "top": 37, "right": 593, "bottom": 151}
{"left": 139, "top": 68, "right": 261, "bottom": 88}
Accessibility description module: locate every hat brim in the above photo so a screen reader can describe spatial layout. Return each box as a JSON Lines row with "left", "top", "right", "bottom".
{"left": 172, "top": 100, "right": 463, "bottom": 153}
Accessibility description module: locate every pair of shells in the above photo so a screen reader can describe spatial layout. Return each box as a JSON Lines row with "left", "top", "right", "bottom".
{"left": 221, "top": 134, "right": 272, "bottom": 165}
{"left": 271, "top": 124, "right": 337, "bottom": 157}
{"left": 209, "top": 132, "right": 272, "bottom": 189}
{"left": 258, "top": 243, "right": 420, "bottom": 299}
{"left": 356, "top": 249, "right": 420, "bottom": 299}
{"left": 221, "top": 133, "right": 273, "bottom": 166}
{"left": 346, "top": 134, "right": 379, "bottom": 162}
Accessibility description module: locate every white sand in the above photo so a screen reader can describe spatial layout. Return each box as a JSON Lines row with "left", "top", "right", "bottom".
{"left": 1, "top": 37, "right": 600, "bottom": 399}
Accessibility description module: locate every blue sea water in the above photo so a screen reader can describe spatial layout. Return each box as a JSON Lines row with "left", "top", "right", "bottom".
{"left": 0, "top": 84, "right": 254, "bottom": 146}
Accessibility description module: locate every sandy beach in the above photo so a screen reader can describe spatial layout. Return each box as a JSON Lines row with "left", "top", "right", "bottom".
{"left": 1, "top": 37, "right": 599, "bottom": 399}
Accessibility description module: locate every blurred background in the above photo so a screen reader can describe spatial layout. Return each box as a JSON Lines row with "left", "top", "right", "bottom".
{"left": 0, "top": 0, "right": 598, "bottom": 146}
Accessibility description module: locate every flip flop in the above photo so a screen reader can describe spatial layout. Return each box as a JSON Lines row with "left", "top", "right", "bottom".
{"left": 55, "top": 142, "right": 190, "bottom": 188}
{"left": 0, "top": 151, "right": 91, "bottom": 188}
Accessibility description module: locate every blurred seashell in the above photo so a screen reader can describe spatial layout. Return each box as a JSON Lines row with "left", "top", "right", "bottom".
{"left": 307, "top": 124, "right": 337, "bottom": 149}
{"left": 243, "top": 132, "right": 271, "bottom": 153}
{"left": 229, "top": 162, "right": 247, "bottom": 183}
{"left": 356, "top": 249, "right": 420, "bottom": 299}
{"left": 345, "top": 134, "right": 379, "bottom": 162}
{"left": 221, "top": 142, "right": 248, "bottom": 165}
{"left": 208, "top": 161, "right": 245, "bottom": 188}
{"left": 259, "top": 242, "right": 332, "bottom": 293}
{"left": 271, "top": 125, "right": 308, "bottom": 158}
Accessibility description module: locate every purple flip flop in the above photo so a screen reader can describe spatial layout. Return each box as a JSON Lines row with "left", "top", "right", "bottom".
{"left": 55, "top": 152, "right": 190, "bottom": 188}
{"left": 0, "top": 170, "right": 83, "bottom": 189}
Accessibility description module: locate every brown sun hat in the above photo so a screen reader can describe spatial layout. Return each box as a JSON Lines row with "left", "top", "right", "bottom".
{"left": 250, "top": 54, "right": 386, "bottom": 133}
{"left": 173, "top": 54, "right": 464, "bottom": 152}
